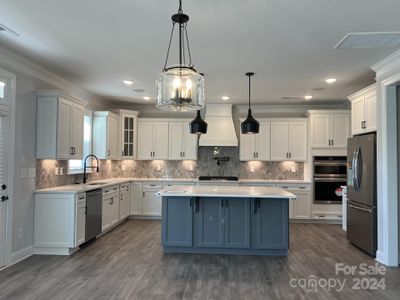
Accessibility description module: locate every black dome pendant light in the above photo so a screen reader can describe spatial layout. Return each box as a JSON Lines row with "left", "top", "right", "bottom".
{"left": 189, "top": 110, "right": 208, "bottom": 134}
{"left": 241, "top": 72, "right": 259, "bottom": 134}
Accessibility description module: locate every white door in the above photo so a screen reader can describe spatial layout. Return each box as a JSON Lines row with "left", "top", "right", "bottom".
{"left": 288, "top": 122, "right": 307, "bottom": 161}
{"left": 310, "top": 115, "right": 330, "bottom": 148}
{"left": 168, "top": 122, "right": 184, "bottom": 160}
{"left": 0, "top": 75, "right": 12, "bottom": 268}
{"left": 153, "top": 122, "right": 169, "bottom": 159}
{"left": 270, "top": 122, "right": 289, "bottom": 161}
{"left": 137, "top": 122, "right": 154, "bottom": 159}
{"left": 331, "top": 114, "right": 350, "bottom": 149}
{"left": 107, "top": 115, "right": 119, "bottom": 159}
{"left": 364, "top": 91, "right": 377, "bottom": 132}
{"left": 182, "top": 122, "right": 198, "bottom": 160}
{"left": 351, "top": 96, "right": 365, "bottom": 135}
{"left": 57, "top": 98, "right": 73, "bottom": 159}
{"left": 71, "top": 104, "right": 84, "bottom": 159}
{"left": 240, "top": 132, "right": 256, "bottom": 161}
{"left": 0, "top": 115, "right": 9, "bottom": 268}
{"left": 255, "top": 121, "right": 271, "bottom": 161}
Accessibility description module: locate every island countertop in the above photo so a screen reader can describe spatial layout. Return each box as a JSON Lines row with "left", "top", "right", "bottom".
{"left": 157, "top": 185, "right": 296, "bottom": 199}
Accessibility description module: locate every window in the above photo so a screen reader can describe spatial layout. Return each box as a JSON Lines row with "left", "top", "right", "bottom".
{"left": 68, "top": 112, "right": 92, "bottom": 174}
{"left": 0, "top": 81, "right": 5, "bottom": 100}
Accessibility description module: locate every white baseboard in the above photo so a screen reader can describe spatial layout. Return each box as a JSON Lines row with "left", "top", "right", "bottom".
{"left": 11, "top": 245, "right": 34, "bottom": 265}
{"left": 128, "top": 215, "right": 161, "bottom": 220}
{"left": 376, "top": 250, "right": 385, "bottom": 265}
{"left": 34, "top": 247, "right": 79, "bottom": 256}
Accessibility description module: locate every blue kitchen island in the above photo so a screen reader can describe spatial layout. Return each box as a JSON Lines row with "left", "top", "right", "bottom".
{"left": 158, "top": 185, "right": 296, "bottom": 256}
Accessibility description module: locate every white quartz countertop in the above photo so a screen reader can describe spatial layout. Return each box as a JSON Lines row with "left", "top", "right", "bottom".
{"left": 35, "top": 177, "right": 311, "bottom": 194}
{"left": 157, "top": 186, "right": 296, "bottom": 199}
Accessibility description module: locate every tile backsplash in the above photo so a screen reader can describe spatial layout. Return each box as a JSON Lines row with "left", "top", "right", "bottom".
{"left": 36, "top": 147, "right": 304, "bottom": 189}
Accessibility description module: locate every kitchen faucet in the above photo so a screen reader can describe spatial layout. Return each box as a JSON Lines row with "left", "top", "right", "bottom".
{"left": 83, "top": 154, "right": 100, "bottom": 183}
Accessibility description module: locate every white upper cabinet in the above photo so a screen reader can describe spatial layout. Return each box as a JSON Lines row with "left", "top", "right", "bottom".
{"left": 240, "top": 121, "right": 270, "bottom": 161}
{"left": 271, "top": 120, "right": 307, "bottom": 161}
{"left": 348, "top": 84, "right": 377, "bottom": 135}
{"left": 271, "top": 122, "right": 289, "bottom": 161}
{"left": 138, "top": 120, "right": 169, "bottom": 160}
{"left": 309, "top": 111, "right": 350, "bottom": 150}
{"left": 93, "top": 111, "right": 120, "bottom": 160}
{"left": 288, "top": 121, "right": 308, "bottom": 161}
{"left": 169, "top": 121, "right": 198, "bottom": 160}
{"left": 37, "top": 91, "right": 86, "bottom": 160}
{"left": 115, "top": 110, "right": 138, "bottom": 159}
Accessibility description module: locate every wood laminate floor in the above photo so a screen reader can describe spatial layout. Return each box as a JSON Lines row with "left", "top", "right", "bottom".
{"left": 0, "top": 220, "right": 399, "bottom": 300}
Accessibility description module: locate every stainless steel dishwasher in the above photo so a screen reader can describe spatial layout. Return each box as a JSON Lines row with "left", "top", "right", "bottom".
{"left": 85, "top": 189, "right": 102, "bottom": 242}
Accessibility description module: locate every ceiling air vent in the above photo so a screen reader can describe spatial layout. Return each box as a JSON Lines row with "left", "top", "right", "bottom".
{"left": 335, "top": 32, "right": 400, "bottom": 49}
{"left": 0, "top": 23, "right": 19, "bottom": 37}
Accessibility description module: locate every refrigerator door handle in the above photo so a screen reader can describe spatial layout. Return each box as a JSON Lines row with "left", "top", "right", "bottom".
{"left": 348, "top": 203, "right": 372, "bottom": 213}
{"left": 352, "top": 146, "right": 359, "bottom": 191}
{"left": 355, "top": 146, "right": 363, "bottom": 190}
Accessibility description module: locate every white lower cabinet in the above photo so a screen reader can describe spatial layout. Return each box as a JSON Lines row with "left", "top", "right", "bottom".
{"left": 119, "top": 183, "right": 130, "bottom": 220}
{"left": 102, "top": 185, "right": 120, "bottom": 232}
{"left": 130, "top": 182, "right": 143, "bottom": 215}
{"left": 278, "top": 184, "right": 311, "bottom": 220}
{"left": 75, "top": 193, "right": 86, "bottom": 247}
{"left": 142, "top": 182, "right": 162, "bottom": 216}
{"left": 34, "top": 192, "right": 87, "bottom": 254}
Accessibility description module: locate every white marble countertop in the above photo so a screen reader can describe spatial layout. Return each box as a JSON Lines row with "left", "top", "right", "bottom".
{"left": 35, "top": 177, "right": 311, "bottom": 194}
{"left": 157, "top": 186, "right": 296, "bottom": 199}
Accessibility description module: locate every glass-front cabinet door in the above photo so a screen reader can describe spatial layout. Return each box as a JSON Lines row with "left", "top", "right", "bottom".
{"left": 120, "top": 111, "right": 138, "bottom": 159}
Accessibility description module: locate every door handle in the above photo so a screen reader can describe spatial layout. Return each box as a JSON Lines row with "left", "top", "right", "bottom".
{"left": 194, "top": 198, "right": 199, "bottom": 213}
{"left": 1, "top": 195, "right": 9, "bottom": 202}
{"left": 348, "top": 204, "right": 372, "bottom": 213}
{"left": 107, "top": 150, "right": 111, "bottom": 157}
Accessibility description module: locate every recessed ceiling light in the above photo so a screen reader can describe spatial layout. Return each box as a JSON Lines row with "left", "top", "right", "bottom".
{"left": 143, "top": 96, "right": 151, "bottom": 101}
{"left": 123, "top": 80, "right": 134, "bottom": 86}
{"left": 221, "top": 96, "right": 230, "bottom": 100}
{"left": 304, "top": 95, "right": 313, "bottom": 100}
{"left": 326, "top": 78, "right": 337, "bottom": 84}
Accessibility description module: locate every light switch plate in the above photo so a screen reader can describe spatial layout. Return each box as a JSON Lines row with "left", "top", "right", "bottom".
{"left": 20, "top": 168, "right": 27, "bottom": 178}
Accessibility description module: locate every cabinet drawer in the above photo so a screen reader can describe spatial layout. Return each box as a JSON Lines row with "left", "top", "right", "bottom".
{"left": 76, "top": 193, "right": 86, "bottom": 204}
{"left": 143, "top": 182, "right": 162, "bottom": 190}
{"left": 103, "top": 185, "right": 120, "bottom": 196}
{"left": 120, "top": 183, "right": 130, "bottom": 191}
{"left": 163, "top": 182, "right": 193, "bottom": 188}
{"left": 277, "top": 184, "right": 311, "bottom": 191}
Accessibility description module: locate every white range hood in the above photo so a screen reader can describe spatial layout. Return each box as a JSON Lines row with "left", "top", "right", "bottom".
{"left": 199, "top": 104, "right": 238, "bottom": 147}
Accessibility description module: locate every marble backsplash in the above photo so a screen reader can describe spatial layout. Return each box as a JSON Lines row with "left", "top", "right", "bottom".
{"left": 36, "top": 147, "right": 304, "bottom": 189}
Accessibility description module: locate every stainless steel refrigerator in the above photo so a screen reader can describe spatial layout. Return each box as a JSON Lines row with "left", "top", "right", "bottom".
{"left": 347, "top": 133, "right": 377, "bottom": 256}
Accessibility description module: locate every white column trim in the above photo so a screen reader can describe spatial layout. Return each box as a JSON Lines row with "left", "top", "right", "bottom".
{"left": 372, "top": 49, "right": 400, "bottom": 267}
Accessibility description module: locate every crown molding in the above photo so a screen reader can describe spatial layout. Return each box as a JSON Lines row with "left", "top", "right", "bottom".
{"left": 0, "top": 46, "right": 110, "bottom": 109}
{"left": 371, "top": 49, "right": 400, "bottom": 80}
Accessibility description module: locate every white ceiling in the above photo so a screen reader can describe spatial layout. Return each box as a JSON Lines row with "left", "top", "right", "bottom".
{"left": 0, "top": 0, "right": 399, "bottom": 106}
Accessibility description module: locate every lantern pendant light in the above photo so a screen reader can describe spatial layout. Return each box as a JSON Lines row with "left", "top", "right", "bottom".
{"left": 189, "top": 110, "right": 208, "bottom": 134}
{"left": 156, "top": 0, "right": 205, "bottom": 112}
{"left": 241, "top": 72, "right": 259, "bottom": 134}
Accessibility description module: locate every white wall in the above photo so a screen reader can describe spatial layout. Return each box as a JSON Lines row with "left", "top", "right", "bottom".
{"left": 0, "top": 47, "right": 111, "bottom": 262}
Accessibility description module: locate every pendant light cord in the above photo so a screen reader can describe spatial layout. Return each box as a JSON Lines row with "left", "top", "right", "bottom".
{"left": 248, "top": 74, "right": 251, "bottom": 110}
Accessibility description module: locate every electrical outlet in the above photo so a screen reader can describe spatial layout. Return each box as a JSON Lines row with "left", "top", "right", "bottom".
{"left": 55, "top": 167, "right": 59, "bottom": 176}
{"left": 156, "top": 165, "right": 162, "bottom": 171}
{"left": 18, "top": 228, "right": 23, "bottom": 240}
{"left": 59, "top": 167, "right": 64, "bottom": 175}
{"left": 291, "top": 166, "right": 296, "bottom": 173}
{"left": 250, "top": 167, "right": 255, "bottom": 173}
{"left": 121, "top": 165, "right": 126, "bottom": 171}
{"left": 20, "top": 168, "right": 27, "bottom": 178}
